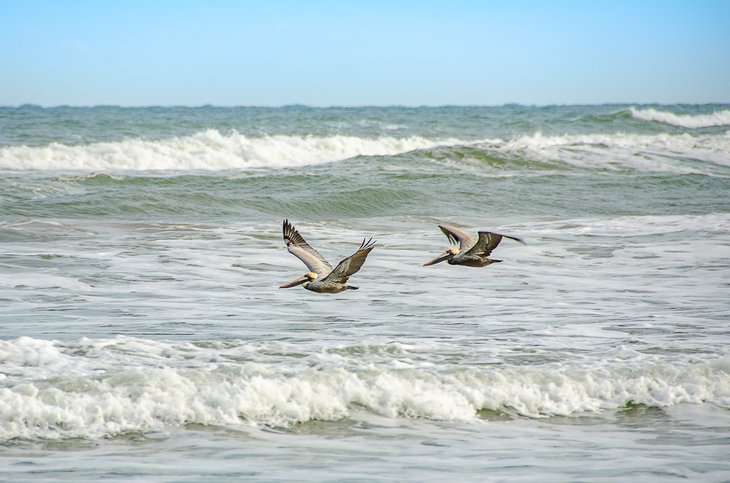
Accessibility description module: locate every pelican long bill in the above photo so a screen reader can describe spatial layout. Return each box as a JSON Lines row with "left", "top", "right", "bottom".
{"left": 279, "top": 274, "right": 309, "bottom": 288}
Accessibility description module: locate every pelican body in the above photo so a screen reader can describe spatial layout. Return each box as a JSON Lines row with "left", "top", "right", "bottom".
{"left": 424, "top": 224, "right": 525, "bottom": 268}
{"left": 280, "top": 219, "right": 376, "bottom": 293}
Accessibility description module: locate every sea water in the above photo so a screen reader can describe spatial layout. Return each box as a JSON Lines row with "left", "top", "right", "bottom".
{"left": 1, "top": 105, "right": 729, "bottom": 481}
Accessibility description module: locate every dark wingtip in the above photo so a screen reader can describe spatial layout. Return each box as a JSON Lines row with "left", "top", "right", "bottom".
{"left": 283, "top": 218, "right": 294, "bottom": 236}
{"left": 508, "top": 235, "right": 527, "bottom": 245}
{"left": 480, "top": 231, "right": 527, "bottom": 245}
{"left": 438, "top": 224, "right": 459, "bottom": 245}
{"left": 360, "top": 237, "right": 376, "bottom": 251}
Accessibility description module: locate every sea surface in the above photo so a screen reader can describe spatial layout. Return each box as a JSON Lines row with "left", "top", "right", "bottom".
{"left": 1, "top": 104, "right": 729, "bottom": 482}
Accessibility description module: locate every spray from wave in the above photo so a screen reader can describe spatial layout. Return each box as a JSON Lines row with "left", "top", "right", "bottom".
{"left": 630, "top": 107, "right": 730, "bottom": 128}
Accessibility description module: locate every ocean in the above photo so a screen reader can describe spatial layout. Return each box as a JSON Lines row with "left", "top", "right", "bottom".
{"left": 1, "top": 104, "right": 729, "bottom": 481}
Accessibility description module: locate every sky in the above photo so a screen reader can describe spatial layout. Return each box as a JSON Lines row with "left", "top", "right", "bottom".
{"left": 1, "top": 0, "right": 729, "bottom": 106}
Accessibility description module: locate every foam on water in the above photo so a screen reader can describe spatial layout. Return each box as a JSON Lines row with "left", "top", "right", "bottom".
{"left": 512, "top": 213, "right": 730, "bottom": 237}
{"left": 0, "top": 131, "right": 465, "bottom": 171}
{"left": 1, "top": 105, "right": 729, "bottom": 480}
{"left": 1, "top": 337, "right": 729, "bottom": 441}
{"left": 630, "top": 107, "right": 730, "bottom": 128}
{"left": 1, "top": 128, "right": 729, "bottom": 175}
{"left": 491, "top": 131, "right": 730, "bottom": 173}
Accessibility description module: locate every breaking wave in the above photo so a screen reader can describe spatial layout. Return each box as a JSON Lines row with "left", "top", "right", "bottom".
{"left": 484, "top": 131, "right": 730, "bottom": 173}
{"left": 1, "top": 337, "right": 729, "bottom": 441}
{"left": 0, "top": 131, "right": 465, "bottom": 171}
{"left": 2, "top": 129, "right": 729, "bottom": 175}
{"left": 630, "top": 107, "right": 730, "bottom": 128}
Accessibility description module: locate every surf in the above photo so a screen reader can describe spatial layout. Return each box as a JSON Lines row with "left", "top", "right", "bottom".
{"left": 630, "top": 107, "right": 730, "bottom": 128}
{"left": 2, "top": 129, "right": 729, "bottom": 175}
{"left": 0, "top": 130, "right": 467, "bottom": 172}
{"left": 1, "top": 337, "right": 729, "bottom": 441}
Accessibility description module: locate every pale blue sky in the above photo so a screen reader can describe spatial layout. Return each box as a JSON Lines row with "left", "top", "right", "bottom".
{"left": 1, "top": 0, "right": 728, "bottom": 106}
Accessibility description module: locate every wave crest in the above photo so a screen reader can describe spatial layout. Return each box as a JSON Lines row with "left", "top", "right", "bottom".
{"left": 1, "top": 337, "right": 729, "bottom": 441}
{"left": 2, "top": 362, "right": 727, "bottom": 441}
{"left": 489, "top": 131, "right": 730, "bottom": 173}
{"left": 630, "top": 107, "right": 730, "bottom": 128}
{"left": 2, "top": 129, "right": 729, "bottom": 174}
{"left": 0, "top": 130, "right": 464, "bottom": 171}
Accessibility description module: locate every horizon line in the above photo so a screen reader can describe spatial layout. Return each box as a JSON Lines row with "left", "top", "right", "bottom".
{"left": 3, "top": 101, "right": 730, "bottom": 109}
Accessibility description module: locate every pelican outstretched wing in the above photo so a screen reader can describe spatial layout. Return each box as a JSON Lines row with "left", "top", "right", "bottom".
{"left": 439, "top": 224, "right": 477, "bottom": 252}
{"left": 282, "top": 219, "right": 333, "bottom": 275}
{"left": 463, "top": 231, "right": 526, "bottom": 257}
{"left": 321, "top": 238, "right": 376, "bottom": 285}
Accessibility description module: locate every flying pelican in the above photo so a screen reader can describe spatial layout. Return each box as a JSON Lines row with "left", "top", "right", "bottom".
{"left": 423, "top": 224, "right": 525, "bottom": 268}
{"left": 279, "top": 219, "right": 376, "bottom": 293}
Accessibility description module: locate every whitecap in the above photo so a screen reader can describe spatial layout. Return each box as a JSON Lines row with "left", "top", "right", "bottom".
{"left": 492, "top": 131, "right": 730, "bottom": 173}
{"left": 1, "top": 336, "right": 729, "bottom": 440}
{"left": 0, "top": 131, "right": 466, "bottom": 172}
{"left": 630, "top": 107, "right": 730, "bottom": 128}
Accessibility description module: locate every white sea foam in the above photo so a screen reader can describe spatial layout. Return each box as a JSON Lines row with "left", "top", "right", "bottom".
{"left": 512, "top": 213, "right": 730, "bottom": 237}
{"left": 491, "top": 131, "right": 730, "bottom": 172}
{"left": 0, "top": 273, "right": 91, "bottom": 290}
{"left": 2, "top": 129, "right": 729, "bottom": 173}
{"left": 1, "top": 337, "right": 729, "bottom": 440}
{"left": 630, "top": 107, "right": 730, "bottom": 128}
{"left": 0, "top": 131, "right": 464, "bottom": 171}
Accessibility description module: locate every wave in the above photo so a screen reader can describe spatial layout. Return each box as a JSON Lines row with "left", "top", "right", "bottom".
{"left": 485, "top": 131, "right": 730, "bottom": 173}
{"left": 1, "top": 337, "right": 729, "bottom": 441}
{"left": 630, "top": 107, "right": 730, "bottom": 128}
{"left": 511, "top": 213, "right": 730, "bottom": 237}
{"left": 2, "top": 129, "right": 729, "bottom": 174}
{"left": 0, "top": 130, "right": 465, "bottom": 171}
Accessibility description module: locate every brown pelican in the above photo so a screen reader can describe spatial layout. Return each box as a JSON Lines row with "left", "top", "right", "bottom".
{"left": 424, "top": 224, "right": 525, "bottom": 268}
{"left": 279, "top": 219, "right": 376, "bottom": 293}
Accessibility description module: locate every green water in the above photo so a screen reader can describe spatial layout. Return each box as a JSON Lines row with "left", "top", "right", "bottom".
{"left": 1, "top": 104, "right": 729, "bottom": 481}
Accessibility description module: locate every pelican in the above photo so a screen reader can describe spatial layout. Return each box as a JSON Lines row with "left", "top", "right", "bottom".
{"left": 424, "top": 224, "right": 525, "bottom": 268}
{"left": 279, "top": 219, "right": 376, "bottom": 293}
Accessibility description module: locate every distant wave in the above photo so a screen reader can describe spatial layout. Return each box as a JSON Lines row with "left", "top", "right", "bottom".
{"left": 2, "top": 129, "right": 729, "bottom": 174}
{"left": 0, "top": 130, "right": 466, "bottom": 171}
{"left": 630, "top": 107, "right": 730, "bottom": 128}
{"left": 488, "top": 131, "right": 730, "bottom": 173}
{"left": 417, "top": 131, "right": 730, "bottom": 176}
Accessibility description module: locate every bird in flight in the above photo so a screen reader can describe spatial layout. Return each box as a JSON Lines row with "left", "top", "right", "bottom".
{"left": 280, "top": 219, "right": 376, "bottom": 293}
{"left": 423, "top": 224, "right": 525, "bottom": 268}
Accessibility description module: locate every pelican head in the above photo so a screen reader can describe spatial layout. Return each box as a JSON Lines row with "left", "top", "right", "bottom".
{"left": 279, "top": 271, "right": 318, "bottom": 289}
{"left": 423, "top": 247, "right": 459, "bottom": 266}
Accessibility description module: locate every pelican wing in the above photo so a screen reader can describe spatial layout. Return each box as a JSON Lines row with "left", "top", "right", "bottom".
{"left": 439, "top": 224, "right": 477, "bottom": 252}
{"left": 282, "top": 219, "right": 333, "bottom": 275}
{"left": 463, "top": 231, "right": 526, "bottom": 257}
{"left": 321, "top": 238, "right": 376, "bottom": 285}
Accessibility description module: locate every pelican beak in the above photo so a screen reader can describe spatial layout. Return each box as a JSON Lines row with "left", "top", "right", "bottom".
{"left": 423, "top": 251, "right": 453, "bottom": 266}
{"left": 279, "top": 274, "right": 309, "bottom": 288}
